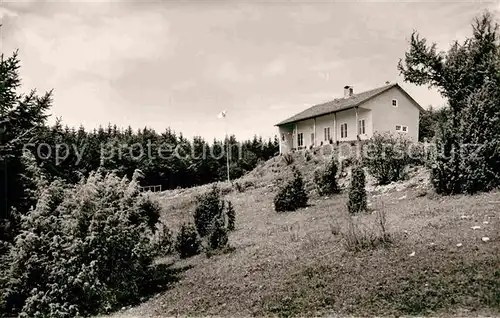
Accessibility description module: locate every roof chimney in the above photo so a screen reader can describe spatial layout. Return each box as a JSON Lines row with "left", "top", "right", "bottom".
{"left": 344, "top": 85, "right": 353, "bottom": 98}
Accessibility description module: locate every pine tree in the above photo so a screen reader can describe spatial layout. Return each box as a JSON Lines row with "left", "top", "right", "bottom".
{"left": 0, "top": 51, "right": 52, "bottom": 246}
{"left": 274, "top": 166, "right": 308, "bottom": 212}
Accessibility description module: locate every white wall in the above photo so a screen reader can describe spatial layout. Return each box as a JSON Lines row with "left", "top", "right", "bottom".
{"left": 335, "top": 108, "right": 372, "bottom": 142}
{"left": 315, "top": 113, "right": 335, "bottom": 145}
{"left": 362, "top": 86, "right": 420, "bottom": 141}
{"left": 278, "top": 126, "right": 294, "bottom": 153}
{"left": 295, "top": 118, "right": 315, "bottom": 149}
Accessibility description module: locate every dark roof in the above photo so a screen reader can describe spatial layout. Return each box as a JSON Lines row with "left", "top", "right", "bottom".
{"left": 275, "top": 83, "right": 422, "bottom": 126}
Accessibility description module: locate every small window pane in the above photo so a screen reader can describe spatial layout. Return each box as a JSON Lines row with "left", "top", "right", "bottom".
{"left": 359, "top": 119, "right": 365, "bottom": 134}
{"left": 396, "top": 125, "right": 401, "bottom": 131}
{"left": 324, "top": 127, "right": 330, "bottom": 141}
{"left": 340, "top": 123, "right": 347, "bottom": 138}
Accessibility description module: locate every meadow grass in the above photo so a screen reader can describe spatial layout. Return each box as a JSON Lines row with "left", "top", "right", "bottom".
{"left": 109, "top": 154, "right": 500, "bottom": 317}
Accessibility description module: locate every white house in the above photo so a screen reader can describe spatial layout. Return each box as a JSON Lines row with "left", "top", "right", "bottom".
{"left": 275, "top": 83, "right": 424, "bottom": 154}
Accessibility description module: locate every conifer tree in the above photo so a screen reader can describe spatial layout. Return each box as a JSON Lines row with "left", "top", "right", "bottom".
{"left": 347, "top": 165, "right": 367, "bottom": 214}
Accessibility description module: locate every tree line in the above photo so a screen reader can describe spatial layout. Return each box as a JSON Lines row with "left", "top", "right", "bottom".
{"left": 30, "top": 120, "right": 279, "bottom": 188}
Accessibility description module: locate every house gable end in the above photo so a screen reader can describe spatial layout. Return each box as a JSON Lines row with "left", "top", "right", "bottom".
{"left": 357, "top": 84, "right": 423, "bottom": 112}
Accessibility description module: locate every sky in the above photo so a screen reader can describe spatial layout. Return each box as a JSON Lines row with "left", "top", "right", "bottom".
{"left": 0, "top": 0, "right": 499, "bottom": 141}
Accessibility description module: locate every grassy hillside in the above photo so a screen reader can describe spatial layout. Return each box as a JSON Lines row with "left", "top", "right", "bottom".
{"left": 107, "top": 152, "right": 500, "bottom": 317}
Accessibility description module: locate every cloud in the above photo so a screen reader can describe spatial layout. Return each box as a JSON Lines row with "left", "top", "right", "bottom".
{"left": 170, "top": 80, "right": 196, "bottom": 91}
{"left": 288, "top": 5, "right": 331, "bottom": 24}
{"left": 212, "top": 60, "right": 254, "bottom": 83}
{"left": 11, "top": 9, "right": 171, "bottom": 85}
{"left": 309, "top": 60, "right": 343, "bottom": 72}
{"left": 0, "top": 2, "right": 175, "bottom": 130}
{"left": 0, "top": 7, "right": 18, "bottom": 18}
{"left": 262, "top": 58, "right": 287, "bottom": 77}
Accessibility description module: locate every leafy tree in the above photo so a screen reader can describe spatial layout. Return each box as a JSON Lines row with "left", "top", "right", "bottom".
{"left": 418, "top": 105, "right": 451, "bottom": 141}
{"left": 398, "top": 11, "right": 500, "bottom": 194}
{"left": 398, "top": 12, "right": 500, "bottom": 116}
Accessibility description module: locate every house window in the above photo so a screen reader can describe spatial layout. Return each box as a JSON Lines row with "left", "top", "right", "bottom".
{"left": 311, "top": 133, "right": 315, "bottom": 145}
{"left": 324, "top": 127, "right": 330, "bottom": 141}
{"left": 358, "top": 119, "right": 366, "bottom": 135}
{"left": 340, "top": 123, "right": 348, "bottom": 138}
{"left": 281, "top": 133, "right": 285, "bottom": 141}
{"left": 392, "top": 99, "right": 398, "bottom": 107}
{"left": 297, "top": 133, "right": 303, "bottom": 147}
{"left": 395, "top": 125, "right": 408, "bottom": 133}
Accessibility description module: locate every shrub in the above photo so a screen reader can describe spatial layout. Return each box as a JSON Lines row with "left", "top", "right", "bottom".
{"left": 408, "top": 142, "right": 427, "bottom": 166}
{"left": 429, "top": 120, "right": 462, "bottom": 195}
{"left": 153, "top": 221, "right": 173, "bottom": 256}
{"left": 193, "top": 185, "right": 225, "bottom": 237}
{"left": 1, "top": 171, "right": 161, "bottom": 318}
{"left": 313, "top": 158, "right": 340, "bottom": 196}
{"left": 226, "top": 200, "right": 235, "bottom": 231}
{"left": 135, "top": 193, "right": 162, "bottom": 231}
{"left": 363, "top": 132, "right": 411, "bottom": 185}
{"left": 339, "top": 156, "right": 355, "bottom": 175}
{"left": 347, "top": 165, "right": 367, "bottom": 214}
{"left": 175, "top": 223, "right": 201, "bottom": 259}
{"left": 274, "top": 166, "right": 308, "bottom": 212}
{"left": 208, "top": 217, "right": 229, "bottom": 250}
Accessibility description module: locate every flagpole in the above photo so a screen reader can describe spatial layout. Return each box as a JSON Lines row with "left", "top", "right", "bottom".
{"left": 218, "top": 110, "right": 230, "bottom": 183}
{"left": 226, "top": 132, "right": 230, "bottom": 183}
{"left": 225, "top": 116, "right": 230, "bottom": 183}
